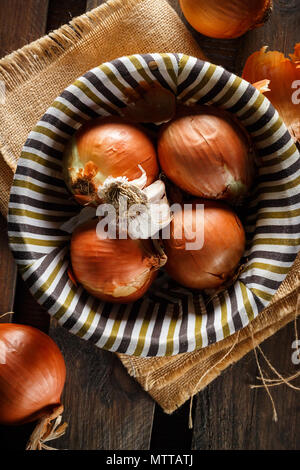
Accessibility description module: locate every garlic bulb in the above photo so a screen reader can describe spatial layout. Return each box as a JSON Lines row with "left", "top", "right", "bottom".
{"left": 61, "top": 167, "right": 172, "bottom": 241}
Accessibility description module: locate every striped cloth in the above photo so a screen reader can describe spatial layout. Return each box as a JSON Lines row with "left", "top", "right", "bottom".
{"left": 8, "top": 53, "right": 300, "bottom": 356}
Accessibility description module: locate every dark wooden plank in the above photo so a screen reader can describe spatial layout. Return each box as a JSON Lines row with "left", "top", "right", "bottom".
{"left": 46, "top": 0, "right": 154, "bottom": 450}
{"left": 0, "top": 0, "right": 49, "bottom": 58}
{"left": 13, "top": 275, "right": 50, "bottom": 333}
{"left": 192, "top": 322, "right": 300, "bottom": 449}
{"left": 0, "top": 1, "right": 51, "bottom": 320}
{"left": 167, "top": 0, "right": 243, "bottom": 72}
{"left": 1, "top": 0, "right": 298, "bottom": 452}
{"left": 0, "top": 0, "right": 51, "bottom": 322}
{"left": 236, "top": 0, "right": 300, "bottom": 75}
{"left": 46, "top": 0, "right": 87, "bottom": 33}
{"left": 3, "top": 0, "right": 156, "bottom": 450}
{"left": 50, "top": 322, "right": 154, "bottom": 449}
{"left": 0, "top": 216, "right": 16, "bottom": 320}
{"left": 191, "top": 0, "right": 300, "bottom": 450}
{"left": 150, "top": 400, "right": 193, "bottom": 449}
{"left": 0, "top": 0, "right": 51, "bottom": 449}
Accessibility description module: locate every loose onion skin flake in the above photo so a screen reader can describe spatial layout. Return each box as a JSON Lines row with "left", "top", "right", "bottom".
{"left": 0, "top": 323, "right": 66, "bottom": 426}
{"left": 243, "top": 44, "right": 300, "bottom": 143}
{"left": 163, "top": 200, "right": 246, "bottom": 290}
{"left": 63, "top": 116, "right": 159, "bottom": 205}
{"left": 158, "top": 112, "right": 254, "bottom": 203}
{"left": 179, "top": 0, "right": 272, "bottom": 39}
{"left": 70, "top": 219, "right": 167, "bottom": 303}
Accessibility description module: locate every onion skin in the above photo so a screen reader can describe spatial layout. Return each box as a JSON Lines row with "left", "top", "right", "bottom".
{"left": 158, "top": 112, "right": 254, "bottom": 203}
{"left": 179, "top": 0, "right": 272, "bottom": 39}
{"left": 243, "top": 45, "right": 300, "bottom": 143}
{"left": 71, "top": 219, "right": 166, "bottom": 303}
{"left": 120, "top": 81, "right": 176, "bottom": 124}
{"left": 63, "top": 116, "right": 159, "bottom": 205}
{"left": 163, "top": 200, "right": 245, "bottom": 290}
{"left": 0, "top": 324, "right": 66, "bottom": 426}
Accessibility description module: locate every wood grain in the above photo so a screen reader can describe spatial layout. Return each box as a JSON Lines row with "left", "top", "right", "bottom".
{"left": 0, "top": 0, "right": 52, "bottom": 448}
{"left": 0, "top": 0, "right": 49, "bottom": 58}
{"left": 49, "top": 321, "right": 154, "bottom": 449}
{"left": 0, "top": 0, "right": 50, "bottom": 323}
{"left": 236, "top": 0, "right": 300, "bottom": 76}
{"left": 0, "top": 216, "right": 16, "bottom": 320}
{"left": 0, "top": 0, "right": 299, "bottom": 452}
{"left": 167, "top": 0, "right": 244, "bottom": 72}
{"left": 0, "top": 0, "right": 50, "bottom": 319}
{"left": 190, "top": 0, "right": 300, "bottom": 450}
{"left": 11, "top": 0, "right": 155, "bottom": 451}
{"left": 192, "top": 322, "right": 300, "bottom": 449}
{"left": 13, "top": 276, "right": 50, "bottom": 332}
{"left": 46, "top": 0, "right": 87, "bottom": 33}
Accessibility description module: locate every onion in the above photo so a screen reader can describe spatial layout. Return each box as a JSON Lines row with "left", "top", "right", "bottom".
{"left": 163, "top": 200, "right": 245, "bottom": 290}
{"left": 243, "top": 44, "right": 300, "bottom": 143}
{"left": 0, "top": 323, "right": 67, "bottom": 449}
{"left": 70, "top": 219, "right": 167, "bottom": 303}
{"left": 158, "top": 111, "right": 254, "bottom": 203}
{"left": 179, "top": 0, "right": 272, "bottom": 39}
{"left": 63, "top": 116, "right": 159, "bottom": 205}
{"left": 120, "top": 81, "right": 176, "bottom": 124}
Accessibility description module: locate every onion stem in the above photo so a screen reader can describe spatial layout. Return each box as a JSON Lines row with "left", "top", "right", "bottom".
{"left": 26, "top": 405, "right": 67, "bottom": 451}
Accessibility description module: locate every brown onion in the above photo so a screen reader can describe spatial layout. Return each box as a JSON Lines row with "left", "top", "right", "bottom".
{"left": 158, "top": 111, "right": 254, "bottom": 203}
{"left": 163, "top": 200, "right": 245, "bottom": 290}
{"left": 63, "top": 116, "right": 159, "bottom": 205}
{"left": 0, "top": 323, "right": 66, "bottom": 426}
{"left": 179, "top": 0, "right": 272, "bottom": 39}
{"left": 70, "top": 219, "right": 166, "bottom": 303}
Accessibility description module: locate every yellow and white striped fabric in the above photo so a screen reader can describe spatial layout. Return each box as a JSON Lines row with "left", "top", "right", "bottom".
{"left": 8, "top": 53, "right": 300, "bottom": 356}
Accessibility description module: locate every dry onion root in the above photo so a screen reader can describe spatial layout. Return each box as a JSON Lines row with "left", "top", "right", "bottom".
{"left": 26, "top": 405, "right": 67, "bottom": 450}
{"left": 243, "top": 44, "right": 300, "bottom": 143}
{"left": 179, "top": 0, "right": 272, "bottom": 39}
{"left": 0, "top": 323, "right": 67, "bottom": 450}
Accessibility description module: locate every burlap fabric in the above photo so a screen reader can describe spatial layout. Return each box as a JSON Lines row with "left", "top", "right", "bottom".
{"left": 0, "top": 0, "right": 299, "bottom": 414}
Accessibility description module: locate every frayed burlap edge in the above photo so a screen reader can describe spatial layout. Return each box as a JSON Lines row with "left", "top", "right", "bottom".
{"left": 0, "top": 0, "right": 205, "bottom": 175}
{"left": 118, "top": 254, "right": 300, "bottom": 413}
{"left": 0, "top": 0, "right": 144, "bottom": 174}
{"left": 0, "top": 0, "right": 142, "bottom": 92}
{"left": 0, "top": 0, "right": 298, "bottom": 416}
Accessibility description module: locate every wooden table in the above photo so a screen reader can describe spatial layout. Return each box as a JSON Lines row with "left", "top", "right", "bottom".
{"left": 0, "top": 0, "right": 299, "bottom": 450}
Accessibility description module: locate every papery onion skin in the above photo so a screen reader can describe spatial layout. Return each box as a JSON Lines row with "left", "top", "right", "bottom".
{"left": 71, "top": 219, "right": 166, "bottom": 303}
{"left": 243, "top": 45, "right": 300, "bottom": 142}
{"left": 179, "top": 0, "right": 272, "bottom": 39}
{"left": 63, "top": 116, "right": 159, "bottom": 205}
{"left": 0, "top": 324, "right": 66, "bottom": 426}
{"left": 163, "top": 200, "right": 246, "bottom": 290}
{"left": 158, "top": 112, "right": 254, "bottom": 203}
{"left": 120, "top": 81, "right": 176, "bottom": 124}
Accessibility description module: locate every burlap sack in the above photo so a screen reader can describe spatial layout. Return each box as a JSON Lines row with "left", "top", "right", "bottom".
{"left": 0, "top": 0, "right": 299, "bottom": 414}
